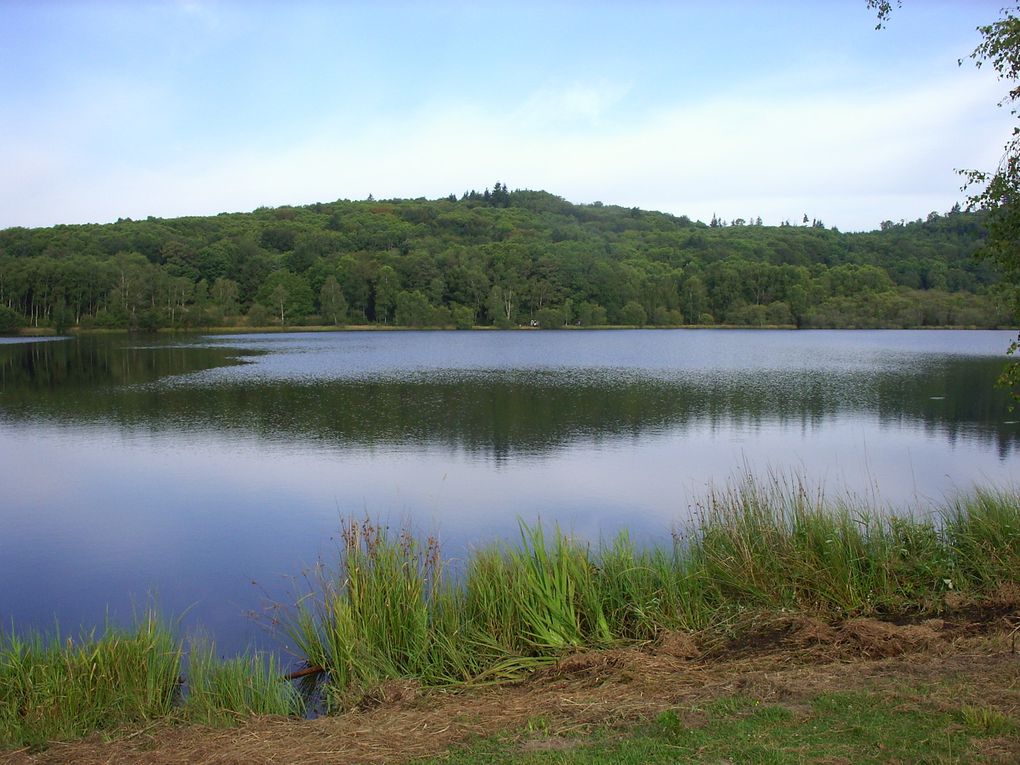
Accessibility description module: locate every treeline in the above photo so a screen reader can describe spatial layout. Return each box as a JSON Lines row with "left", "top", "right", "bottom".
{"left": 0, "top": 187, "right": 1014, "bottom": 331}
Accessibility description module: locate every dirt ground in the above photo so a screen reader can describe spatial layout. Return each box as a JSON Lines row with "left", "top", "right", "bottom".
{"left": 4, "top": 609, "right": 1019, "bottom": 765}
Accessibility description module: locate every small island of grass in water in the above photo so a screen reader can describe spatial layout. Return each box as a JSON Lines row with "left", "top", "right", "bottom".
{"left": 2, "top": 479, "right": 1018, "bottom": 752}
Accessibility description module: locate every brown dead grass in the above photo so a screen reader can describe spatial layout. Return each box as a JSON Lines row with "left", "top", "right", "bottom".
{"left": 3, "top": 616, "right": 1018, "bottom": 765}
{"left": 839, "top": 617, "right": 941, "bottom": 657}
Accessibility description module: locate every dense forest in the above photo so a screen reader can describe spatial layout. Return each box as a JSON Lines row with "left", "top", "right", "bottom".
{"left": 0, "top": 186, "right": 1014, "bottom": 332}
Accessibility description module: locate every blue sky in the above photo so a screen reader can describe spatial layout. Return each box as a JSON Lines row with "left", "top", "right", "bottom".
{"left": 0, "top": 1, "right": 1012, "bottom": 230}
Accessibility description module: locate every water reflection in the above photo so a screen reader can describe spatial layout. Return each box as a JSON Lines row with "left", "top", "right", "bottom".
{"left": 0, "top": 333, "right": 1015, "bottom": 460}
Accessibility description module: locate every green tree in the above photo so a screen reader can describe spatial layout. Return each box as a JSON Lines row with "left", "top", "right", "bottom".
{"left": 487, "top": 284, "right": 516, "bottom": 327}
{"left": 210, "top": 277, "right": 240, "bottom": 322}
{"left": 0, "top": 304, "right": 23, "bottom": 333}
{"left": 246, "top": 303, "right": 269, "bottom": 327}
{"left": 620, "top": 300, "right": 647, "bottom": 326}
{"left": 269, "top": 284, "right": 288, "bottom": 324}
{"left": 394, "top": 290, "right": 432, "bottom": 327}
{"left": 575, "top": 301, "right": 608, "bottom": 326}
{"left": 256, "top": 270, "right": 314, "bottom": 326}
{"left": 372, "top": 265, "right": 399, "bottom": 323}
{"left": 681, "top": 274, "right": 708, "bottom": 324}
{"left": 534, "top": 306, "right": 565, "bottom": 328}
{"left": 960, "top": 3, "right": 1020, "bottom": 397}
{"left": 451, "top": 303, "right": 475, "bottom": 329}
{"left": 319, "top": 275, "right": 348, "bottom": 326}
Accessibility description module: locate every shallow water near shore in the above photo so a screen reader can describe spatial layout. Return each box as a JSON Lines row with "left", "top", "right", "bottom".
{"left": 1, "top": 329, "right": 1017, "bottom": 654}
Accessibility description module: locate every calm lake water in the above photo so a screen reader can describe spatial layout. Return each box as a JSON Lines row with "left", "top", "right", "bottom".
{"left": 1, "top": 329, "right": 1018, "bottom": 654}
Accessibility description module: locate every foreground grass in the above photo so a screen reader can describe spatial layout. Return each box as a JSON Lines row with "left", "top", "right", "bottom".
{"left": 183, "top": 638, "right": 304, "bottom": 727}
{"left": 284, "top": 481, "right": 1020, "bottom": 709}
{"left": 0, "top": 615, "right": 181, "bottom": 750}
{"left": 0, "top": 622, "right": 302, "bottom": 750}
{"left": 2, "top": 481, "right": 1018, "bottom": 751}
{"left": 10, "top": 626, "right": 1018, "bottom": 764}
{"left": 419, "top": 691, "right": 1017, "bottom": 765}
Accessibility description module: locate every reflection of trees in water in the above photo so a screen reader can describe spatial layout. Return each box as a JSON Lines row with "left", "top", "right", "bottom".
{"left": 0, "top": 337, "right": 251, "bottom": 391}
{"left": 0, "top": 338, "right": 1016, "bottom": 460}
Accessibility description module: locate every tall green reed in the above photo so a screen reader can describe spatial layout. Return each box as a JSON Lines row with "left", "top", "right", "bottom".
{"left": 283, "top": 519, "right": 459, "bottom": 706}
{"left": 282, "top": 479, "right": 1020, "bottom": 705}
{"left": 184, "top": 638, "right": 304, "bottom": 724}
{"left": 0, "top": 617, "right": 311, "bottom": 749}
{"left": 942, "top": 488, "right": 1020, "bottom": 589}
{"left": 0, "top": 613, "right": 181, "bottom": 749}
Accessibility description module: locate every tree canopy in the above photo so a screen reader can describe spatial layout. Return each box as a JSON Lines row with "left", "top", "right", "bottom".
{"left": 0, "top": 187, "right": 1010, "bottom": 333}
{"left": 959, "top": 2, "right": 1020, "bottom": 396}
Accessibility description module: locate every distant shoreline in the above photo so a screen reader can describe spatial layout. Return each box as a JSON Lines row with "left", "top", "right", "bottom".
{"left": 11, "top": 322, "right": 1018, "bottom": 338}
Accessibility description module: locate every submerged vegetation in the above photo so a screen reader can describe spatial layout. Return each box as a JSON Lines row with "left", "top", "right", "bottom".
{"left": 2, "top": 481, "right": 1018, "bottom": 749}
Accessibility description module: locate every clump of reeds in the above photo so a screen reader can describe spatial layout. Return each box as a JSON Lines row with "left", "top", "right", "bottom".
{"left": 283, "top": 480, "right": 1020, "bottom": 706}
{"left": 943, "top": 488, "right": 1020, "bottom": 588}
{"left": 0, "top": 616, "right": 307, "bottom": 749}
{"left": 183, "top": 638, "right": 304, "bottom": 724}
{"left": 284, "top": 520, "right": 462, "bottom": 707}
{"left": 0, "top": 613, "right": 181, "bottom": 749}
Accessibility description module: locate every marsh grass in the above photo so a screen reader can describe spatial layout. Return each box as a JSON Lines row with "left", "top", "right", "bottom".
{"left": 944, "top": 488, "right": 1020, "bottom": 587}
{"left": 0, "top": 618, "right": 307, "bottom": 749}
{"left": 0, "top": 613, "right": 181, "bottom": 749}
{"left": 183, "top": 639, "right": 304, "bottom": 725}
{"left": 284, "top": 479, "right": 1020, "bottom": 706}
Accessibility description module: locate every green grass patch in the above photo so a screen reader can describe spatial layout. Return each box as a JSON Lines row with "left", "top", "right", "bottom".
{"left": 0, "top": 613, "right": 181, "bottom": 750}
{"left": 958, "top": 705, "right": 1016, "bottom": 736}
{"left": 0, "top": 619, "right": 306, "bottom": 750}
{"left": 417, "top": 691, "right": 1002, "bottom": 764}
{"left": 183, "top": 638, "right": 305, "bottom": 725}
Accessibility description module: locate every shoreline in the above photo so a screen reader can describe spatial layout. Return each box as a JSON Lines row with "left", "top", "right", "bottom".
{"left": 9, "top": 322, "right": 1018, "bottom": 338}
{"left": 3, "top": 484, "right": 1018, "bottom": 753}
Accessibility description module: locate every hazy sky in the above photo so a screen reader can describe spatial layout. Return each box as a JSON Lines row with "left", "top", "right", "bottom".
{"left": 1, "top": 1, "right": 1012, "bottom": 231}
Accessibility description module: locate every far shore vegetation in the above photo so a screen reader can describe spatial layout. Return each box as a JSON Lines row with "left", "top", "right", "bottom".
{"left": 7, "top": 321, "right": 1018, "bottom": 340}
{"left": 0, "top": 189, "right": 1015, "bottom": 337}
{"left": 2, "top": 479, "right": 1018, "bottom": 751}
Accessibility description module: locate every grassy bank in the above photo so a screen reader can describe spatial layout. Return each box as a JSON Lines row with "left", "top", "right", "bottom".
{"left": 0, "top": 615, "right": 180, "bottom": 749}
{"left": 2, "top": 481, "right": 1018, "bottom": 750}
{"left": 284, "top": 481, "right": 1020, "bottom": 709}
{"left": 0, "top": 621, "right": 302, "bottom": 749}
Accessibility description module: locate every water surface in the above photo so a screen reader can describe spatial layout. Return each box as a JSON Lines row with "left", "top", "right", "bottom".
{"left": 1, "top": 329, "right": 1016, "bottom": 654}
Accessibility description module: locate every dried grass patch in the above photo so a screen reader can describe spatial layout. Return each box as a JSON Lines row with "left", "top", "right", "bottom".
{"left": 655, "top": 630, "right": 701, "bottom": 659}
{"left": 839, "top": 618, "right": 941, "bottom": 658}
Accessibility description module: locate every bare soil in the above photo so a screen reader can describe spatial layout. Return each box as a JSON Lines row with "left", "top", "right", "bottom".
{"left": 5, "top": 611, "right": 1019, "bottom": 765}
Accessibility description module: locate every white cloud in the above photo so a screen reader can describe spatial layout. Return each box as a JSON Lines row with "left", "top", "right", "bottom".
{"left": 1, "top": 59, "right": 1010, "bottom": 231}
{"left": 513, "top": 81, "right": 631, "bottom": 126}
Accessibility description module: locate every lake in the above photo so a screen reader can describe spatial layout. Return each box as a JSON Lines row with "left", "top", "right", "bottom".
{"left": 1, "top": 329, "right": 1017, "bottom": 655}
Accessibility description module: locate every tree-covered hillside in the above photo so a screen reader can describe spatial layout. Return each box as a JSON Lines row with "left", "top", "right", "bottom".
{"left": 0, "top": 187, "right": 1013, "bottom": 331}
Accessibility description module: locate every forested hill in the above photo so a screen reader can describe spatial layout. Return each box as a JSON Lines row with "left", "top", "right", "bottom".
{"left": 0, "top": 187, "right": 1013, "bottom": 332}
